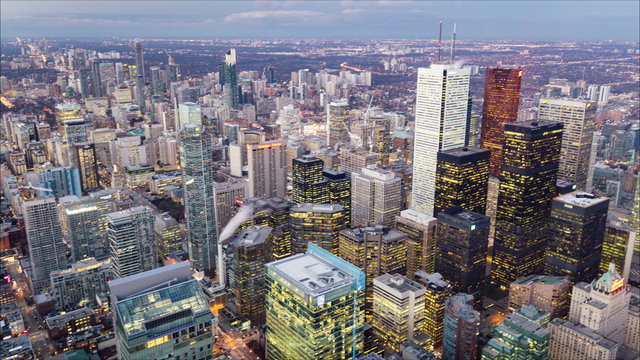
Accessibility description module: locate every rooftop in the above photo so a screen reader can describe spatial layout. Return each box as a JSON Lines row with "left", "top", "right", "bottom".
{"left": 555, "top": 191, "right": 609, "bottom": 208}
{"left": 45, "top": 307, "right": 95, "bottom": 329}
{"left": 374, "top": 273, "right": 426, "bottom": 297}
{"left": 232, "top": 225, "right": 272, "bottom": 248}
{"left": 290, "top": 203, "right": 345, "bottom": 214}
{"left": 341, "top": 225, "right": 407, "bottom": 243}
{"left": 550, "top": 318, "right": 617, "bottom": 350}
{"left": 512, "top": 274, "right": 569, "bottom": 286}
{"left": 398, "top": 209, "right": 437, "bottom": 226}
{"left": 106, "top": 205, "right": 152, "bottom": 222}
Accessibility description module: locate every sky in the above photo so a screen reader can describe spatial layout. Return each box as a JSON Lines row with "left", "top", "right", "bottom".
{"left": 1, "top": 1, "right": 639, "bottom": 41}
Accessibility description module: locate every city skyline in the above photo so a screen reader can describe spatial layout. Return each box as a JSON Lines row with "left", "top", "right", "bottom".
{"left": 1, "top": 1, "right": 639, "bottom": 41}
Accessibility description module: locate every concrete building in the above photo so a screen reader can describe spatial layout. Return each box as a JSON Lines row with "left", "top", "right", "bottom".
{"left": 50, "top": 258, "right": 113, "bottom": 310}
{"left": 247, "top": 140, "right": 287, "bottom": 199}
{"left": 109, "top": 262, "right": 212, "bottom": 360}
{"left": 548, "top": 318, "right": 618, "bottom": 360}
{"left": 107, "top": 206, "right": 157, "bottom": 279}
{"left": 351, "top": 166, "right": 402, "bottom": 228}
{"left": 371, "top": 273, "right": 429, "bottom": 354}
{"left": 213, "top": 180, "right": 247, "bottom": 234}
{"left": 414, "top": 271, "right": 453, "bottom": 348}
{"left": 395, "top": 209, "right": 438, "bottom": 277}
{"left": 508, "top": 275, "right": 571, "bottom": 319}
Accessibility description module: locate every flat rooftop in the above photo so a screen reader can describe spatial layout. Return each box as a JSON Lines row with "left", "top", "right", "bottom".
{"left": 374, "top": 273, "right": 425, "bottom": 297}
{"left": 290, "top": 203, "right": 344, "bottom": 214}
{"left": 267, "top": 252, "right": 355, "bottom": 299}
{"left": 512, "top": 275, "right": 569, "bottom": 286}
{"left": 233, "top": 225, "right": 271, "bottom": 247}
{"left": 555, "top": 191, "right": 609, "bottom": 208}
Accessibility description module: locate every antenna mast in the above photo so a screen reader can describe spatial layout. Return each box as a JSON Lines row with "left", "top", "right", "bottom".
{"left": 450, "top": 23, "right": 457, "bottom": 64}
{"left": 437, "top": 20, "right": 443, "bottom": 63}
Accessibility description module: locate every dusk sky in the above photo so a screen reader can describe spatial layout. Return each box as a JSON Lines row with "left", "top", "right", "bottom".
{"left": 1, "top": 0, "right": 639, "bottom": 41}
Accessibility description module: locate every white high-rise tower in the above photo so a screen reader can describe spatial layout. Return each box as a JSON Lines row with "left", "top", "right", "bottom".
{"left": 412, "top": 64, "right": 471, "bottom": 215}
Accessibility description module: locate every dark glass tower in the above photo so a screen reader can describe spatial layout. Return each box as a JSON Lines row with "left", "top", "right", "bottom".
{"left": 491, "top": 121, "right": 563, "bottom": 290}
{"left": 434, "top": 207, "right": 490, "bottom": 305}
{"left": 544, "top": 191, "right": 609, "bottom": 284}
{"left": 434, "top": 147, "right": 490, "bottom": 216}
{"left": 223, "top": 49, "right": 239, "bottom": 109}
{"left": 291, "top": 156, "right": 328, "bottom": 204}
{"left": 481, "top": 68, "right": 522, "bottom": 177}
{"left": 134, "top": 40, "right": 145, "bottom": 83}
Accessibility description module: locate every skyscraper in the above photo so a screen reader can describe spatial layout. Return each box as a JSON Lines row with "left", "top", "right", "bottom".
{"left": 223, "top": 49, "right": 239, "bottom": 109}
{"left": 291, "top": 155, "right": 328, "bottom": 205}
{"left": 414, "top": 271, "right": 453, "bottom": 348}
{"left": 544, "top": 191, "right": 609, "bottom": 284}
{"left": 412, "top": 64, "right": 471, "bottom": 216}
{"left": 395, "top": 209, "right": 438, "bottom": 277}
{"left": 231, "top": 225, "right": 271, "bottom": 325}
{"left": 134, "top": 40, "right": 145, "bottom": 83}
{"left": 59, "top": 189, "right": 116, "bottom": 262}
{"left": 339, "top": 225, "right": 407, "bottom": 315}
{"left": 324, "top": 169, "right": 352, "bottom": 223}
{"left": 154, "top": 212, "right": 183, "bottom": 257}
{"left": 74, "top": 142, "right": 100, "bottom": 193}
{"left": 482, "top": 305, "right": 550, "bottom": 360}
{"left": 481, "top": 67, "right": 522, "bottom": 177}
{"left": 538, "top": 98, "right": 596, "bottom": 190}
{"left": 326, "top": 100, "right": 350, "bottom": 148}
{"left": 351, "top": 166, "right": 402, "bottom": 228}
{"left": 109, "top": 262, "right": 212, "bottom": 360}
{"left": 247, "top": 140, "right": 287, "bottom": 199}
{"left": 213, "top": 180, "right": 247, "bottom": 234}
{"left": 434, "top": 147, "right": 490, "bottom": 216}
{"left": 265, "top": 243, "right": 365, "bottom": 360}
{"left": 289, "top": 203, "right": 346, "bottom": 254}
{"left": 23, "top": 197, "right": 69, "bottom": 294}
{"left": 108, "top": 206, "right": 157, "bottom": 279}
{"left": 180, "top": 124, "right": 217, "bottom": 275}
{"left": 435, "top": 207, "right": 490, "bottom": 303}
{"left": 491, "top": 121, "right": 563, "bottom": 290}
{"left": 599, "top": 213, "right": 636, "bottom": 281}
{"left": 442, "top": 293, "right": 480, "bottom": 360}
{"left": 371, "top": 273, "right": 429, "bottom": 353}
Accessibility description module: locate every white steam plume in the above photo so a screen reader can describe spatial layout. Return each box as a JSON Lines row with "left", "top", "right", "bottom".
{"left": 218, "top": 204, "right": 254, "bottom": 243}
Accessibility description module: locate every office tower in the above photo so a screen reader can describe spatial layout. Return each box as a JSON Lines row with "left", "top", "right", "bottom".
{"left": 434, "top": 147, "right": 490, "bottom": 216}
{"left": 395, "top": 210, "right": 437, "bottom": 276}
{"left": 485, "top": 176, "right": 499, "bottom": 238}
{"left": 150, "top": 66, "right": 164, "bottom": 95}
{"left": 109, "top": 262, "right": 212, "bottom": 360}
{"left": 599, "top": 214, "right": 635, "bottom": 281}
{"left": 326, "top": 100, "right": 350, "bottom": 148}
{"left": 50, "top": 258, "right": 113, "bottom": 310}
{"left": 154, "top": 212, "right": 183, "bottom": 257}
{"left": 265, "top": 243, "right": 365, "bottom": 360}
{"left": 213, "top": 180, "right": 246, "bottom": 234}
{"left": 133, "top": 40, "right": 145, "bottom": 83}
{"left": 74, "top": 142, "right": 99, "bottom": 193}
{"left": 291, "top": 155, "right": 328, "bottom": 204}
{"left": 290, "top": 203, "right": 346, "bottom": 254}
{"left": 598, "top": 85, "right": 611, "bottom": 105}
{"left": 23, "top": 197, "right": 69, "bottom": 294}
{"left": 435, "top": 208, "right": 490, "bottom": 302}
{"left": 339, "top": 226, "right": 407, "bottom": 314}
{"left": 482, "top": 305, "right": 550, "bottom": 360}
{"left": 59, "top": 190, "right": 116, "bottom": 262}
{"left": 480, "top": 67, "right": 522, "bottom": 176}
{"left": 492, "top": 121, "right": 563, "bottom": 290}
{"left": 31, "top": 166, "right": 82, "bottom": 198}
{"left": 442, "top": 293, "right": 480, "bottom": 360}
{"left": 339, "top": 148, "right": 379, "bottom": 177}
{"left": 548, "top": 318, "right": 618, "bottom": 360}
{"left": 371, "top": 273, "right": 429, "bottom": 353}
{"left": 247, "top": 140, "right": 287, "bottom": 199}
{"left": 324, "top": 170, "right": 351, "bottom": 222}
{"left": 63, "top": 119, "right": 88, "bottom": 144}
{"left": 178, "top": 102, "right": 202, "bottom": 127}
{"left": 538, "top": 99, "right": 596, "bottom": 190}
{"left": 544, "top": 191, "right": 609, "bottom": 284}
{"left": 180, "top": 124, "right": 217, "bottom": 275}
{"left": 412, "top": 64, "right": 471, "bottom": 216}
{"left": 91, "top": 60, "right": 103, "bottom": 97}
{"left": 351, "top": 166, "right": 402, "bottom": 228}
{"left": 223, "top": 49, "right": 239, "bottom": 109}
{"left": 568, "top": 263, "right": 630, "bottom": 344}
{"left": 414, "top": 271, "right": 453, "bottom": 348}
{"left": 135, "top": 74, "right": 146, "bottom": 112}
{"left": 508, "top": 275, "right": 571, "bottom": 319}
{"left": 231, "top": 226, "right": 270, "bottom": 325}
{"left": 108, "top": 206, "right": 157, "bottom": 279}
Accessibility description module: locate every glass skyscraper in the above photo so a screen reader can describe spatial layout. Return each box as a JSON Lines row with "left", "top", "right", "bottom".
{"left": 180, "top": 124, "right": 218, "bottom": 275}
{"left": 491, "top": 121, "right": 563, "bottom": 290}
{"left": 108, "top": 206, "right": 157, "bottom": 279}
{"left": 289, "top": 203, "right": 347, "bottom": 255}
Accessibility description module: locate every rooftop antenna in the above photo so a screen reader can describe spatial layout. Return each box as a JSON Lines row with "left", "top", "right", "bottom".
{"left": 449, "top": 23, "right": 457, "bottom": 64}
{"left": 437, "top": 20, "right": 443, "bottom": 63}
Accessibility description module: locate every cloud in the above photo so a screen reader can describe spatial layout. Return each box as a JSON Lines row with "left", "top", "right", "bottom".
{"left": 223, "top": 10, "right": 328, "bottom": 23}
